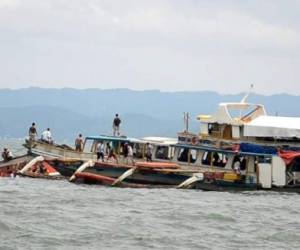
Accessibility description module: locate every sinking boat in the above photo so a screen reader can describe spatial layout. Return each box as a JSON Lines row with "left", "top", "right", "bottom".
{"left": 48, "top": 159, "right": 200, "bottom": 188}
{"left": 0, "top": 154, "right": 35, "bottom": 177}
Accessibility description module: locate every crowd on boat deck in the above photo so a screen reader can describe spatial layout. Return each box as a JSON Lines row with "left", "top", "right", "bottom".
{"left": 29, "top": 122, "right": 53, "bottom": 144}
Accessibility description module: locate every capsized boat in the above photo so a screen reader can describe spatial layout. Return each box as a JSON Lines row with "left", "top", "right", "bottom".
{"left": 0, "top": 154, "right": 35, "bottom": 177}
{"left": 16, "top": 157, "right": 62, "bottom": 179}
{"left": 50, "top": 159, "right": 203, "bottom": 188}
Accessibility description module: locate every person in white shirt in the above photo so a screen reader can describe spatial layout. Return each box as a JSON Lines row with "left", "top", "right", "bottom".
{"left": 41, "top": 128, "right": 53, "bottom": 144}
{"left": 96, "top": 141, "right": 105, "bottom": 162}
{"left": 127, "top": 144, "right": 134, "bottom": 164}
{"left": 2, "top": 148, "right": 13, "bottom": 161}
{"left": 146, "top": 143, "right": 153, "bottom": 162}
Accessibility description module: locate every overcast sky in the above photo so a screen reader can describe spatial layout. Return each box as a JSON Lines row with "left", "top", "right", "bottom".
{"left": 0, "top": 0, "right": 300, "bottom": 94}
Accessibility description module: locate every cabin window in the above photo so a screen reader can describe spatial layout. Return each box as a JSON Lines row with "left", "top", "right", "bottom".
{"left": 190, "top": 149, "right": 197, "bottom": 163}
{"left": 202, "top": 151, "right": 227, "bottom": 167}
{"left": 257, "top": 156, "right": 271, "bottom": 164}
{"left": 212, "top": 152, "right": 228, "bottom": 167}
{"left": 177, "top": 148, "right": 189, "bottom": 162}
{"left": 289, "top": 157, "right": 300, "bottom": 172}
{"left": 133, "top": 144, "right": 144, "bottom": 158}
{"left": 169, "top": 146, "right": 175, "bottom": 160}
{"left": 208, "top": 123, "right": 221, "bottom": 137}
{"left": 232, "top": 155, "right": 248, "bottom": 170}
{"left": 155, "top": 146, "right": 169, "bottom": 160}
{"left": 83, "top": 140, "right": 95, "bottom": 153}
{"left": 201, "top": 151, "right": 212, "bottom": 166}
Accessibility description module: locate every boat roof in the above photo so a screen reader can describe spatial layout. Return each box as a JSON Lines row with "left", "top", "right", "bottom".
{"left": 197, "top": 102, "right": 267, "bottom": 125}
{"left": 244, "top": 115, "right": 300, "bottom": 138}
{"left": 141, "top": 136, "right": 178, "bottom": 145}
{"left": 85, "top": 135, "right": 142, "bottom": 143}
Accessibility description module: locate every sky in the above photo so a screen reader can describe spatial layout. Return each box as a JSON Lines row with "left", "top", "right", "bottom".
{"left": 0, "top": 0, "right": 300, "bottom": 94}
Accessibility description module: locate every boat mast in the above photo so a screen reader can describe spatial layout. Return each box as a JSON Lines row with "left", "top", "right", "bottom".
{"left": 183, "top": 112, "right": 190, "bottom": 132}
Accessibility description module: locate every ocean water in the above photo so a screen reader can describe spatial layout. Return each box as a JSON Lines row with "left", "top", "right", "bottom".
{"left": 0, "top": 177, "right": 300, "bottom": 250}
{"left": 1, "top": 139, "right": 300, "bottom": 249}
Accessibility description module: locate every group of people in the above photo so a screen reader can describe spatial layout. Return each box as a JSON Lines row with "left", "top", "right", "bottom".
{"left": 94, "top": 141, "right": 153, "bottom": 164}
{"left": 29, "top": 123, "right": 53, "bottom": 144}
{"left": 96, "top": 141, "right": 117, "bottom": 163}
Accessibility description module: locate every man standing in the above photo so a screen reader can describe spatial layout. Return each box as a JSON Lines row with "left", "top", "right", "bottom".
{"left": 146, "top": 143, "right": 153, "bottom": 162}
{"left": 127, "top": 143, "right": 134, "bottom": 164}
{"left": 113, "top": 114, "right": 121, "bottom": 136}
{"left": 29, "top": 122, "right": 38, "bottom": 141}
{"left": 75, "top": 134, "right": 84, "bottom": 151}
{"left": 96, "top": 141, "right": 105, "bottom": 162}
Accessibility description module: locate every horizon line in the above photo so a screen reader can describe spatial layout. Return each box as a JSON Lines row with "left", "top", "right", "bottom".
{"left": 0, "top": 86, "right": 299, "bottom": 97}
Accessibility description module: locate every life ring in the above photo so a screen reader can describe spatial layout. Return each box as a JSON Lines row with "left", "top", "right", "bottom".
{"left": 191, "top": 136, "right": 199, "bottom": 145}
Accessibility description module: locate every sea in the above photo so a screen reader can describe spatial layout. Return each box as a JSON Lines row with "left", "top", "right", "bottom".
{"left": 0, "top": 140, "right": 300, "bottom": 250}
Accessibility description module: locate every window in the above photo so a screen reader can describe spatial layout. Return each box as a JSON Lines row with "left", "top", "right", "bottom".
{"left": 190, "top": 149, "right": 197, "bottom": 163}
{"left": 289, "top": 157, "right": 300, "bottom": 172}
{"left": 155, "top": 146, "right": 169, "bottom": 160}
{"left": 212, "top": 152, "right": 227, "bottom": 167}
{"left": 133, "top": 143, "right": 144, "bottom": 158}
{"left": 83, "top": 139, "right": 95, "bottom": 153}
{"left": 177, "top": 148, "right": 189, "bottom": 162}
{"left": 202, "top": 151, "right": 212, "bottom": 166}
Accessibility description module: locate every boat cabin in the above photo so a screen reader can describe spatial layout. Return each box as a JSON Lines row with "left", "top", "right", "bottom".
{"left": 84, "top": 135, "right": 178, "bottom": 163}
{"left": 197, "top": 102, "right": 266, "bottom": 140}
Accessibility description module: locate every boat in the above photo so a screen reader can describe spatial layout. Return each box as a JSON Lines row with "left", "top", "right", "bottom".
{"left": 173, "top": 94, "right": 300, "bottom": 192}
{"left": 18, "top": 91, "right": 300, "bottom": 192}
{"left": 23, "top": 135, "right": 177, "bottom": 162}
{"left": 0, "top": 154, "right": 35, "bottom": 177}
{"left": 16, "top": 159, "right": 62, "bottom": 179}
{"left": 48, "top": 159, "right": 202, "bottom": 188}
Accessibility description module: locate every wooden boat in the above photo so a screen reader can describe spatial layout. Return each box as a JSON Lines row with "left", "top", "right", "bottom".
{"left": 17, "top": 160, "right": 63, "bottom": 179}
{"left": 50, "top": 160, "right": 200, "bottom": 187}
{"left": 23, "top": 135, "right": 178, "bottom": 163}
{"left": 173, "top": 93, "right": 300, "bottom": 192}
{"left": 74, "top": 172, "right": 171, "bottom": 188}
{"left": 18, "top": 92, "right": 300, "bottom": 192}
{"left": 0, "top": 154, "right": 35, "bottom": 177}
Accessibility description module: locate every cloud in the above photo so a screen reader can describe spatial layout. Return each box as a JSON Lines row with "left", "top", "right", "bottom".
{"left": 0, "top": 0, "right": 299, "bottom": 94}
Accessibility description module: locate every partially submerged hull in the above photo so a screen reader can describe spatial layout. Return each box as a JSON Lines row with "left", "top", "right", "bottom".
{"left": 74, "top": 172, "right": 170, "bottom": 188}
{"left": 24, "top": 139, "right": 96, "bottom": 161}
{"left": 83, "top": 163, "right": 189, "bottom": 186}
{"left": 0, "top": 154, "right": 35, "bottom": 177}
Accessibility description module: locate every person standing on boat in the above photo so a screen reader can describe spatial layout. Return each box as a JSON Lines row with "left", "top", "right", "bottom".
{"left": 146, "top": 143, "right": 153, "bottom": 162}
{"left": 96, "top": 141, "right": 105, "bottom": 162}
{"left": 113, "top": 114, "right": 121, "bottom": 136}
{"left": 127, "top": 143, "right": 134, "bottom": 164}
{"left": 75, "top": 134, "right": 84, "bottom": 152}
{"left": 41, "top": 128, "right": 53, "bottom": 144}
{"left": 29, "top": 122, "right": 38, "bottom": 141}
{"left": 1, "top": 148, "right": 13, "bottom": 161}
{"left": 233, "top": 154, "right": 241, "bottom": 175}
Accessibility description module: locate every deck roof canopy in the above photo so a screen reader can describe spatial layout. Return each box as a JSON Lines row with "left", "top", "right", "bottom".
{"left": 244, "top": 116, "right": 300, "bottom": 138}
{"left": 85, "top": 135, "right": 142, "bottom": 143}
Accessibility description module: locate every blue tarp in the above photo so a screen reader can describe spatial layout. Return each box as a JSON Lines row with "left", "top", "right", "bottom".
{"left": 239, "top": 143, "right": 277, "bottom": 155}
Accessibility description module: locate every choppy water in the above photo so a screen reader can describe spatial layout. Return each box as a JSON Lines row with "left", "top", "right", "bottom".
{"left": 1, "top": 177, "right": 300, "bottom": 250}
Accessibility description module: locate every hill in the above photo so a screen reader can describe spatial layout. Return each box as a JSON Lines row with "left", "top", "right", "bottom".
{"left": 0, "top": 88, "right": 299, "bottom": 141}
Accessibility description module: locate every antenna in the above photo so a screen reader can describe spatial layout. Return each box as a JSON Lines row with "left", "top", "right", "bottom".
{"left": 183, "top": 112, "right": 190, "bottom": 132}
{"left": 241, "top": 84, "right": 254, "bottom": 103}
